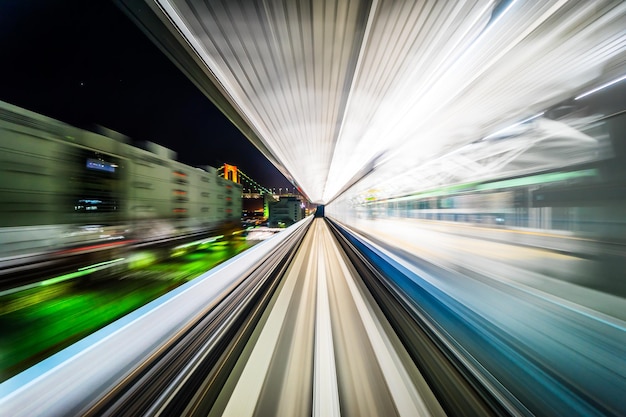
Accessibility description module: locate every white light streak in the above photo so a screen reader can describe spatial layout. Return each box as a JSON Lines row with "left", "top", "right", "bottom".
{"left": 149, "top": 0, "right": 626, "bottom": 204}
{"left": 483, "top": 111, "right": 545, "bottom": 140}
{"left": 575, "top": 73, "right": 626, "bottom": 100}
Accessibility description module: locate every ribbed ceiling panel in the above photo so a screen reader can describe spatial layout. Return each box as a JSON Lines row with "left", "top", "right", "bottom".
{"left": 142, "top": 0, "right": 625, "bottom": 203}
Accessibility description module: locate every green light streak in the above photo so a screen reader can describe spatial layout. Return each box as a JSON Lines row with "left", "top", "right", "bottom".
{"left": 474, "top": 169, "right": 597, "bottom": 191}
{"left": 174, "top": 235, "right": 225, "bottom": 251}
{"left": 78, "top": 258, "right": 125, "bottom": 271}
{"left": 371, "top": 169, "right": 598, "bottom": 204}
{"left": 39, "top": 270, "right": 91, "bottom": 287}
{"left": 0, "top": 258, "right": 127, "bottom": 297}
{"left": 200, "top": 235, "right": 224, "bottom": 244}
{"left": 128, "top": 252, "right": 158, "bottom": 269}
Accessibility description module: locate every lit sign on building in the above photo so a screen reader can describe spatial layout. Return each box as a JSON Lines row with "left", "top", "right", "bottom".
{"left": 86, "top": 158, "right": 116, "bottom": 173}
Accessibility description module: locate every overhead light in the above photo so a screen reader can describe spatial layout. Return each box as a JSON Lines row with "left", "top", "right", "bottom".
{"left": 575, "top": 73, "right": 626, "bottom": 100}
{"left": 483, "top": 111, "right": 545, "bottom": 140}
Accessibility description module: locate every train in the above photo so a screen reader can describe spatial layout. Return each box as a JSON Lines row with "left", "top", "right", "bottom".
{"left": 0, "top": 99, "right": 242, "bottom": 261}
{"left": 359, "top": 166, "right": 624, "bottom": 238}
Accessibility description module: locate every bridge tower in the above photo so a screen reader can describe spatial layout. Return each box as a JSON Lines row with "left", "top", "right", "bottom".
{"left": 223, "top": 163, "right": 239, "bottom": 183}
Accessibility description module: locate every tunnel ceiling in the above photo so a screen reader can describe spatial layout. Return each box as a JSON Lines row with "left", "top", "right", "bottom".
{"left": 119, "top": 0, "right": 626, "bottom": 203}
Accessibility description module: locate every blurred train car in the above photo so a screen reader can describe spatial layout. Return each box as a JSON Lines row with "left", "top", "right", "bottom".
{"left": 0, "top": 100, "right": 242, "bottom": 261}
{"left": 362, "top": 157, "right": 626, "bottom": 243}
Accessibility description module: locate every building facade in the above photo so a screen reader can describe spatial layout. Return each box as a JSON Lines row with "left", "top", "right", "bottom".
{"left": 268, "top": 196, "right": 305, "bottom": 227}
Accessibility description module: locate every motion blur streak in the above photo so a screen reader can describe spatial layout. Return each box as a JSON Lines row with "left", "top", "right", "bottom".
{"left": 2, "top": 215, "right": 624, "bottom": 415}
{"left": 0, "top": 220, "right": 310, "bottom": 416}
{"left": 329, "top": 217, "right": 626, "bottom": 416}
{"left": 124, "top": 0, "right": 626, "bottom": 203}
{"left": 210, "top": 219, "right": 444, "bottom": 417}
{"left": 313, "top": 225, "right": 340, "bottom": 417}
{"left": 1, "top": 1, "right": 625, "bottom": 414}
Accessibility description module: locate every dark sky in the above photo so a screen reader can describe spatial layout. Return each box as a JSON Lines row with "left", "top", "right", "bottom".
{"left": 0, "top": 0, "right": 293, "bottom": 191}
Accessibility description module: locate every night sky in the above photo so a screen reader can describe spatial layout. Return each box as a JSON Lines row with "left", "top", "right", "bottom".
{"left": 0, "top": 0, "right": 294, "bottom": 191}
